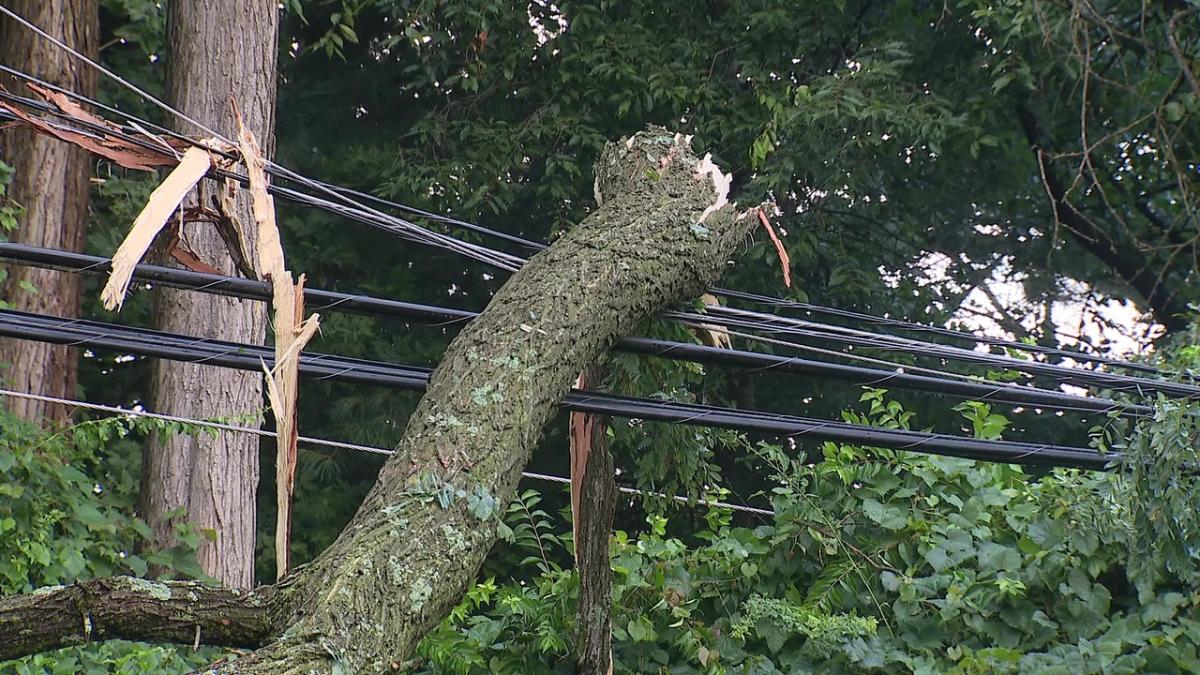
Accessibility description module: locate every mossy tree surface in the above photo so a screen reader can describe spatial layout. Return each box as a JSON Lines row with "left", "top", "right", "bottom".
{"left": 0, "top": 129, "right": 757, "bottom": 672}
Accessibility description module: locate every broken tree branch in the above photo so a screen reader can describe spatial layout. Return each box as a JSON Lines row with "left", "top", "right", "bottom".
{"left": 0, "top": 577, "right": 277, "bottom": 661}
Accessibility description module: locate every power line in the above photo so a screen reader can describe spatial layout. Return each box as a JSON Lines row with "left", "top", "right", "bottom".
{"left": 0, "top": 45, "right": 1160, "bottom": 466}
{"left": 0, "top": 308, "right": 1119, "bottom": 470}
{"left": 0, "top": 69, "right": 1187, "bottom": 397}
{"left": 0, "top": 387, "right": 773, "bottom": 517}
{"left": 668, "top": 306, "right": 1200, "bottom": 400}
{"left": 0, "top": 242, "right": 1155, "bottom": 418}
{"left": 713, "top": 287, "right": 1169, "bottom": 375}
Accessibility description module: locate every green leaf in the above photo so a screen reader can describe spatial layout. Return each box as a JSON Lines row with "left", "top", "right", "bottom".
{"left": 862, "top": 498, "right": 907, "bottom": 530}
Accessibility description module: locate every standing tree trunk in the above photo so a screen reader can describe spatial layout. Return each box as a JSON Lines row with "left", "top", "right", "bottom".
{"left": 572, "top": 364, "right": 617, "bottom": 674}
{"left": 0, "top": 0, "right": 98, "bottom": 424}
{"left": 139, "top": 0, "right": 278, "bottom": 590}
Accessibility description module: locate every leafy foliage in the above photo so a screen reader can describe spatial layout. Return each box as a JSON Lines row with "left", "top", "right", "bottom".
{"left": 5, "top": 0, "right": 1200, "bottom": 671}
{"left": 0, "top": 411, "right": 221, "bottom": 673}
{"left": 412, "top": 395, "right": 1200, "bottom": 674}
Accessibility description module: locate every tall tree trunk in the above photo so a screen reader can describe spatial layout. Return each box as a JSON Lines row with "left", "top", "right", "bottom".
{"left": 139, "top": 0, "right": 278, "bottom": 590}
{"left": 0, "top": 0, "right": 98, "bottom": 424}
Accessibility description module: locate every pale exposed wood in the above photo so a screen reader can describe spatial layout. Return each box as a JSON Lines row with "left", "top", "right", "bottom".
{"left": 100, "top": 146, "right": 212, "bottom": 310}
{"left": 237, "top": 115, "right": 320, "bottom": 581}
{"left": 692, "top": 293, "right": 733, "bottom": 349}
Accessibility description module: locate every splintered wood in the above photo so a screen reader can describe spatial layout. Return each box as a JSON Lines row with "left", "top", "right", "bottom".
{"left": 692, "top": 293, "right": 733, "bottom": 349}
{"left": 100, "top": 146, "right": 212, "bottom": 310}
{"left": 71, "top": 84, "right": 317, "bottom": 581}
{"left": 236, "top": 110, "right": 319, "bottom": 582}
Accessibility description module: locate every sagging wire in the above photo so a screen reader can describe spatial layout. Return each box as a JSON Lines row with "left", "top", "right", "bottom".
{"left": 0, "top": 308, "right": 1120, "bottom": 470}
{"left": 0, "top": 89, "right": 1186, "bottom": 403}
{"left": 0, "top": 61, "right": 1187, "bottom": 393}
{"left": 0, "top": 242, "right": 1157, "bottom": 419}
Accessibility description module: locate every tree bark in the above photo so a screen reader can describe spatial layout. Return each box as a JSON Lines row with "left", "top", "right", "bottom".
{"left": 0, "top": 0, "right": 98, "bottom": 424}
{"left": 0, "top": 129, "right": 752, "bottom": 671}
{"left": 0, "top": 577, "right": 276, "bottom": 661}
{"left": 572, "top": 366, "right": 617, "bottom": 674}
{"left": 140, "top": 0, "right": 278, "bottom": 590}
{"left": 232, "top": 130, "right": 752, "bottom": 672}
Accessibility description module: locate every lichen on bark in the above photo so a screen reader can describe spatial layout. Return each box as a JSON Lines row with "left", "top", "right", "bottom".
{"left": 246, "top": 128, "right": 756, "bottom": 673}
{"left": 0, "top": 128, "right": 757, "bottom": 672}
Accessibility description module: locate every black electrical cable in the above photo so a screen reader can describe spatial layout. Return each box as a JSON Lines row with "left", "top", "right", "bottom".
{"left": 0, "top": 243, "right": 1156, "bottom": 418}
{"left": 712, "top": 288, "right": 1168, "bottom": 375}
{"left": 671, "top": 306, "right": 1200, "bottom": 400}
{"left": 0, "top": 308, "right": 1116, "bottom": 470}
{"left": 0, "top": 308, "right": 1122, "bottom": 477}
{"left": 0, "top": 308, "right": 1131, "bottom": 452}
{"left": 0, "top": 72, "right": 1188, "bottom": 398}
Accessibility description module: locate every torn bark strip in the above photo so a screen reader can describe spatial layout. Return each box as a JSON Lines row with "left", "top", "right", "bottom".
{"left": 0, "top": 91, "right": 180, "bottom": 171}
{"left": 100, "top": 146, "right": 212, "bottom": 310}
{"left": 236, "top": 107, "right": 319, "bottom": 581}
{"left": 25, "top": 82, "right": 108, "bottom": 128}
{"left": 755, "top": 207, "right": 791, "bottom": 288}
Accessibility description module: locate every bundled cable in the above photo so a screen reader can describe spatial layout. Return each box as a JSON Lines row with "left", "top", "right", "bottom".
{"left": 0, "top": 308, "right": 1117, "bottom": 470}
{"left": 0, "top": 242, "right": 1157, "bottom": 419}
{"left": 0, "top": 58, "right": 1186, "bottom": 449}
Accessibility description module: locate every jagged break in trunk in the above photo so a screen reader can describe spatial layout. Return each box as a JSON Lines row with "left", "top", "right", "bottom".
{"left": 572, "top": 364, "right": 618, "bottom": 675}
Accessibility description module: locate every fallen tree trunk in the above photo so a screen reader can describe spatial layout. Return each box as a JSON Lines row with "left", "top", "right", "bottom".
{"left": 0, "top": 578, "right": 275, "bottom": 661}
{"left": 0, "top": 128, "right": 754, "bottom": 671}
